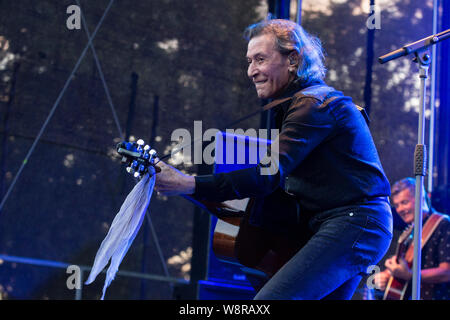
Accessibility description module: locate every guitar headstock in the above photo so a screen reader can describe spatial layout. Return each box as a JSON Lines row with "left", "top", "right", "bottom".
{"left": 116, "top": 139, "right": 158, "bottom": 178}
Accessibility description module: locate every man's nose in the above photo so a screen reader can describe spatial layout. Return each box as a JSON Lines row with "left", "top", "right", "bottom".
{"left": 248, "top": 62, "right": 257, "bottom": 79}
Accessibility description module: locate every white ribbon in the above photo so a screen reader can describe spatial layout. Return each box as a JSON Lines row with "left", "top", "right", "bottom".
{"left": 85, "top": 168, "right": 156, "bottom": 299}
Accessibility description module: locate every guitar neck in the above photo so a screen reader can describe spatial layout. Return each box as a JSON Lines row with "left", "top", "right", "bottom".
{"left": 394, "top": 226, "right": 413, "bottom": 261}
{"left": 397, "top": 238, "right": 413, "bottom": 261}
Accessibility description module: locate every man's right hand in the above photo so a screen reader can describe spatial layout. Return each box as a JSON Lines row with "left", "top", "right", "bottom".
{"left": 374, "top": 270, "right": 391, "bottom": 291}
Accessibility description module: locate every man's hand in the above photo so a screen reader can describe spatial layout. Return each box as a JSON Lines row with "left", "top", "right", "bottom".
{"left": 374, "top": 269, "right": 391, "bottom": 291}
{"left": 385, "top": 256, "right": 412, "bottom": 281}
{"left": 154, "top": 160, "right": 195, "bottom": 196}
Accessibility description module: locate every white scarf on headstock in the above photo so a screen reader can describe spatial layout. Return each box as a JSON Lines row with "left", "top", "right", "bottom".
{"left": 85, "top": 167, "right": 156, "bottom": 299}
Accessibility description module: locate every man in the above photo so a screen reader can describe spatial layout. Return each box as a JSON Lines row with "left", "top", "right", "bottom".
{"left": 374, "top": 178, "right": 450, "bottom": 300}
{"left": 154, "top": 19, "right": 393, "bottom": 299}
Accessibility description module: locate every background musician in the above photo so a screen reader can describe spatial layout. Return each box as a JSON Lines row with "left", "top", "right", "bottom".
{"left": 375, "top": 177, "right": 450, "bottom": 300}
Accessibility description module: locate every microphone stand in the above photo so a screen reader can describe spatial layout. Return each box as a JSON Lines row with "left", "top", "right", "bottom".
{"left": 379, "top": 28, "right": 450, "bottom": 300}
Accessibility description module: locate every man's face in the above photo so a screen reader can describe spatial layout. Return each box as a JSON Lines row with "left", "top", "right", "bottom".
{"left": 246, "top": 34, "right": 293, "bottom": 99}
{"left": 392, "top": 188, "right": 416, "bottom": 224}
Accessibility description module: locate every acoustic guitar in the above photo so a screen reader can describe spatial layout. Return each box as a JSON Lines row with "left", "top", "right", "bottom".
{"left": 383, "top": 225, "right": 413, "bottom": 300}
{"left": 116, "top": 139, "right": 305, "bottom": 285}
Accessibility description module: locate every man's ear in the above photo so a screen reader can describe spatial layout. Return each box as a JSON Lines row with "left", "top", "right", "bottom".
{"left": 288, "top": 52, "right": 299, "bottom": 72}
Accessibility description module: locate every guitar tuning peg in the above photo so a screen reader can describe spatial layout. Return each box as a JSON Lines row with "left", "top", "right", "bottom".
{"left": 149, "top": 149, "right": 157, "bottom": 157}
{"left": 134, "top": 172, "right": 140, "bottom": 178}
{"left": 125, "top": 142, "right": 133, "bottom": 150}
{"left": 137, "top": 139, "right": 144, "bottom": 146}
{"left": 126, "top": 167, "right": 134, "bottom": 174}
{"left": 144, "top": 145, "right": 150, "bottom": 151}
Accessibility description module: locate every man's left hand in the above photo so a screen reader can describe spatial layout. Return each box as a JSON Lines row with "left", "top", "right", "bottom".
{"left": 385, "top": 256, "right": 412, "bottom": 281}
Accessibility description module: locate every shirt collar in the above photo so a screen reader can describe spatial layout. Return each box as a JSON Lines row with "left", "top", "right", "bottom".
{"left": 273, "top": 78, "right": 325, "bottom": 101}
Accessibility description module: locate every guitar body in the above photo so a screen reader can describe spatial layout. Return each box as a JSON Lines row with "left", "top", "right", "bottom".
{"left": 211, "top": 194, "right": 309, "bottom": 285}
{"left": 212, "top": 212, "right": 301, "bottom": 284}
{"left": 212, "top": 215, "right": 244, "bottom": 265}
{"left": 209, "top": 198, "right": 278, "bottom": 276}
{"left": 383, "top": 272, "right": 410, "bottom": 300}
{"left": 382, "top": 226, "right": 413, "bottom": 300}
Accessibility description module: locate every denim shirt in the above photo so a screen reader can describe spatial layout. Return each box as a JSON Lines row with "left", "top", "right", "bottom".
{"left": 194, "top": 80, "right": 391, "bottom": 230}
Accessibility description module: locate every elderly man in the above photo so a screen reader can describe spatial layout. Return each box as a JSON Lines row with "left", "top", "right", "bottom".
{"left": 154, "top": 19, "right": 393, "bottom": 299}
{"left": 375, "top": 178, "right": 450, "bottom": 300}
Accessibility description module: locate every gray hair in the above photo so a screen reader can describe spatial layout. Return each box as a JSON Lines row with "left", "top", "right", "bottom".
{"left": 244, "top": 19, "right": 326, "bottom": 85}
{"left": 391, "top": 177, "right": 431, "bottom": 212}
{"left": 391, "top": 177, "right": 416, "bottom": 198}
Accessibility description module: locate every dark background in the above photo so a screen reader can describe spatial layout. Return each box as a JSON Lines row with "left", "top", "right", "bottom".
{"left": 0, "top": 0, "right": 448, "bottom": 299}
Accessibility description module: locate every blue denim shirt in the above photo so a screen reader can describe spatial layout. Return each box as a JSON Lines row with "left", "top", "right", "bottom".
{"left": 194, "top": 80, "right": 390, "bottom": 231}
